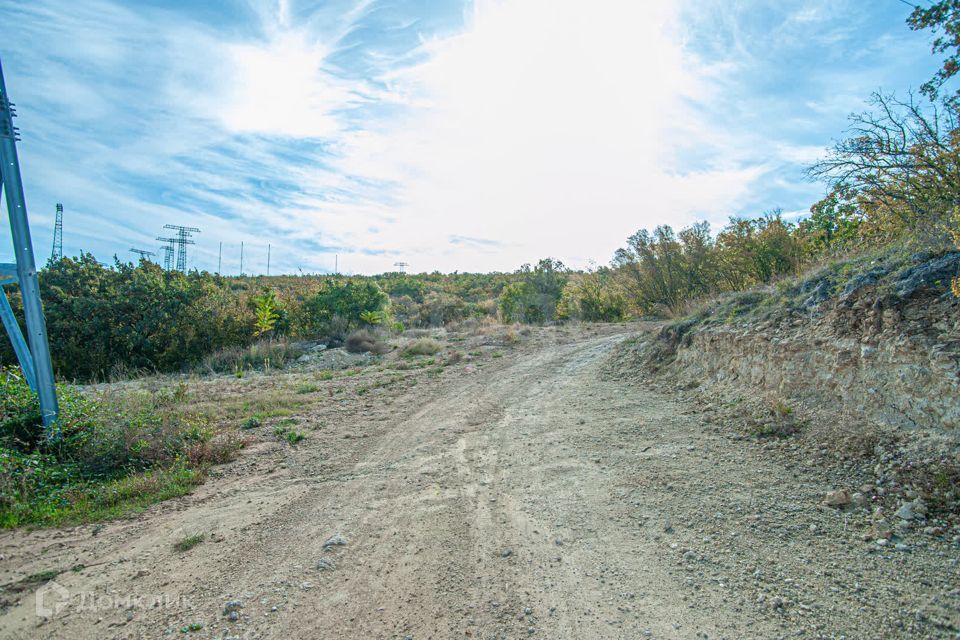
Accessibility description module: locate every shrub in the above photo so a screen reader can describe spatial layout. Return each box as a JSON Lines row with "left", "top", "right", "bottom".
{"left": 345, "top": 330, "right": 390, "bottom": 354}
{"left": 401, "top": 338, "right": 443, "bottom": 357}
{"left": 302, "top": 280, "right": 390, "bottom": 337}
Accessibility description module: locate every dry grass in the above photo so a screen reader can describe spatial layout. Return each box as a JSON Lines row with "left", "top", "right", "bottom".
{"left": 201, "top": 339, "right": 305, "bottom": 375}
{"left": 401, "top": 338, "right": 444, "bottom": 357}
{"left": 345, "top": 330, "right": 390, "bottom": 355}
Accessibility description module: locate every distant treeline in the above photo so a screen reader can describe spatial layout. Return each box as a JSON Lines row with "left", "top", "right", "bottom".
{"left": 0, "top": 258, "right": 527, "bottom": 380}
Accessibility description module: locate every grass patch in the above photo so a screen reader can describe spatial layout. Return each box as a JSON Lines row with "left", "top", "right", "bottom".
{"left": 173, "top": 532, "right": 205, "bottom": 552}
{"left": 295, "top": 382, "right": 319, "bottom": 394}
{"left": 201, "top": 339, "right": 305, "bottom": 375}
{"left": 0, "top": 369, "right": 234, "bottom": 528}
{"left": 1, "top": 464, "right": 205, "bottom": 528}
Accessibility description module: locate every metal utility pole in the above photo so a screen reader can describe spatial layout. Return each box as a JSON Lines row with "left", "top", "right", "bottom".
{"left": 217, "top": 241, "right": 222, "bottom": 274}
{"left": 129, "top": 248, "right": 155, "bottom": 262}
{"left": 156, "top": 237, "right": 177, "bottom": 271}
{"left": 162, "top": 224, "right": 199, "bottom": 272}
{"left": 335, "top": 254, "right": 338, "bottom": 275}
{"left": 394, "top": 261, "right": 408, "bottom": 273}
{"left": 267, "top": 244, "right": 271, "bottom": 276}
{"left": 239, "top": 241, "right": 244, "bottom": 276}
{"left": 0, "top": 58, "right": 59, "bottom": 427}
{"left": 50, "top": 203, "right": 63, "bottom": 261}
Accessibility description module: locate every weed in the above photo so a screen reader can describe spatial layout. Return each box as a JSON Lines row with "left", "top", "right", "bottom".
{"left": 744, "top": 399, "right": 802, "bottom": 438}
{"left": 295, "top": 382, "right": 319, "bottom": 394}
{"left": 241, "top": 416, "right": 261, "bottom": 430}
{"left": 492, "top": 351, "right": 504, "bottom": 359}
{"left": 173, "top": 533, "right": 205, "bottom": 552}
{"left": 23, "top": 569, "right": 61, "bottom": 586}
{"left": 286, "top": 431, "right": 305, "bottom": 445}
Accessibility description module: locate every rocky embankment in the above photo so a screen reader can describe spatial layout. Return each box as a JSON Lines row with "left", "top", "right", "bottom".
{"left": 619, "top": 250, "right": 960, "bottom": 431}
{"left": 609, "top": 249, "right": 960, "bottom": 549}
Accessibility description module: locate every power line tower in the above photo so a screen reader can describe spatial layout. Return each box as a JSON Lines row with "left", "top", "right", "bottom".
{"left": 0, "top": 57, "right": 59, "bottom": 426}
{"left": 156, "top": 237, "right": 177, "bottom": 271}
{"left": 394, "top": 261, "right": 408, "bottom": 273}
{"left": 163, "top": 224, "right": 199, "bottom": 272}
{"left": 129, "top": 248, "right": 155, "bottom": 262}
{"left": 50, "top": 203, "right": 63, "bottom": 261}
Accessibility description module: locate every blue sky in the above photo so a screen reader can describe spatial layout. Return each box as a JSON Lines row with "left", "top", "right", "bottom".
{"left": 0, "top": 0, "right": 943, "bottom": 274}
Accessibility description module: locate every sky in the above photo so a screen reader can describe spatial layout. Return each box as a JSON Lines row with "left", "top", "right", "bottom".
{"left": 0, "top": 0, "right": 944, "bottom": 275}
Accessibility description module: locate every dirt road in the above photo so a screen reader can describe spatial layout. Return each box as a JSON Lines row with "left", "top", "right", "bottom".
{"left": 1, "top": 329, "right": 957, "bottom": 639}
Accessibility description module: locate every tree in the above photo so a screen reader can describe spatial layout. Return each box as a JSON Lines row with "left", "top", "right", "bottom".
{"left": 806, "top": 92, "right": 960, "bottom": 242}
{"left": 908, "top": 0, "right": 960, "bottom": 105}
{"left": 557, "top": 269, "right": 628, "bottom": 322}
{"left": 799, "top": 184, "right": 863, "bottom": 252}
{"left": 612, "top": 224, "right": 719, "bottom": 315}
{"left": 497, "top": 259, "right": 569, "bottom": 323}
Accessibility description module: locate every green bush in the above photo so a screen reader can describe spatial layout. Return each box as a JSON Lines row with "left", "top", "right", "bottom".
{"left": 302, "top": 279, "right": 390, "bottom": 338}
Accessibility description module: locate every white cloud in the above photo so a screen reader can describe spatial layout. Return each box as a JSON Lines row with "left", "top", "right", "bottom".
{"left": 2, "top": 0, "right": 784, "bottom": 274}
{"left": 314, "top": 0, "right": 765, "bottom": 272}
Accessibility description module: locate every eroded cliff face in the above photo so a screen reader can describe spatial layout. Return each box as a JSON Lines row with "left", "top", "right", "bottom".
{"left": 614, "top": 251, "right": 960, "bottom": 432}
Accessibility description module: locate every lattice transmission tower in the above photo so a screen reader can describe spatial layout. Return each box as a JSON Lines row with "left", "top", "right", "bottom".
{"left": 50, "top": 203, "right": 63, "bottom": 261}
{"left": 394, "top": 261, "right": 408, "bottom": 273}
{"left": 129, "top": 248, "right": 155, "bottom": 262}
{"left": 156, "top": 237, "right": 177, "bottom": 271}
{"left": 163, "top": 224, "right": 199, "bottom": 272}
{"left": 0, "top": 57, "right": 59, "bottom": 425}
